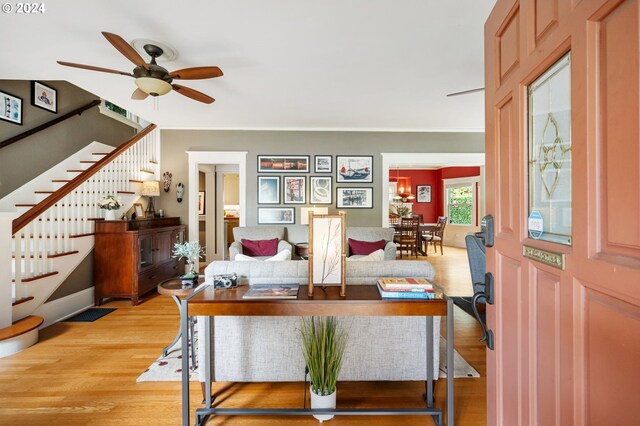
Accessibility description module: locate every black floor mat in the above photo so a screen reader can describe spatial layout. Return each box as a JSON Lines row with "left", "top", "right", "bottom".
{"left": 63, "top": 308, "right": 116, "bottom": 322}
{"left": 451, "top": 297, "right": 486, "bottom": 324}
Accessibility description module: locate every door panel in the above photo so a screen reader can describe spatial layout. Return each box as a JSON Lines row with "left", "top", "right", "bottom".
{"left": 486, "top": 1, "right": 640, "bottom": 425}
{"left": 592, "top": 0, "right": 640, "bottom": 257}
{"left": 532, "top": 267, "right": 561, "bottom": 426}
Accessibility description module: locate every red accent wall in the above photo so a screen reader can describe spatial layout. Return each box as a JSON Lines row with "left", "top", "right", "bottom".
{"left": 392, "top": 167, "right": 481, "bottom": 223}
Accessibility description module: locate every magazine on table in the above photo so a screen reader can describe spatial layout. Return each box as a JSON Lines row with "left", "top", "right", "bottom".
{"left": 242, "top": 284, "right": 300, "bottom": 299}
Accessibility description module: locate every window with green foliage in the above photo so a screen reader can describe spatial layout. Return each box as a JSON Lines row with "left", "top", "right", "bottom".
{"left": 444, "top": 178, "right": 478, "bottom": 226}
{"left": 105, "top": 101, "right": 127, "bottom": 117}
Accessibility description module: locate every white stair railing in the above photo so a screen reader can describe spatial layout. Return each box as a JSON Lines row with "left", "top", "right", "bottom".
{"left": 5, "top": 124, "right": 158, "bottom": 319}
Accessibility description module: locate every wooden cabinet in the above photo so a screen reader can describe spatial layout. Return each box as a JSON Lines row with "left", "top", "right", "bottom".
{"left": 94, "top": 217, "right": 186, "bottom": 306}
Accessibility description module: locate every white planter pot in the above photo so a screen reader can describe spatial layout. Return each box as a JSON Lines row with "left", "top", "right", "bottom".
{"left": 310, "top": 386, "right": 336, "bottom": 422}
{"left": 104, "top": 210, "right": 116, "bottom": 221}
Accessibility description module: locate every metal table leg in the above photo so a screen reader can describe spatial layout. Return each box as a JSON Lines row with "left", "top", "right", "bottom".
{"left": 180, "top": 298, "right": 190, "bottom": 426}
{"left": 447, "top": 298, "right": 455, "bottom": 426}
{"left": 162, "top": 296, "right": 183, "bottom": 357}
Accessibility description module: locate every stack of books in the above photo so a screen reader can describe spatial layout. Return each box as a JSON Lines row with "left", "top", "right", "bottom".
{"left": 377, "top": 277, "right": 438, "bottom": 299}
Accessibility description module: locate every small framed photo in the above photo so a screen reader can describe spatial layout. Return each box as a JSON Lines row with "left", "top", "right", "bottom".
{"left": 336, "top": 156, "right": 373, "bottom": 183}
{"left": 258, "top": 155, "right": 310, "bottom": 173}
{"left": 314, "top": 155, "right": 332, "bottom": 173}
{"left": 417, "top": 185, "right": 432, "bottom": 203}
{"left": 336, "top": 187, "right": 373, "bottom": 209}
{"left": 283, "top": 176, "right": 306, "bottom": 204}
{"left": 310, "top": 176, "right": 332, "bottom": 204}
{"left": 0, "top": 90, "right": 23, "bottom": 125}
{"left": 31, "top": 81, "right": 57, "bottom": 113}
{"left": 198, "top": 191, "right": 205, "bottom": 214}
{"left": 258, "top": 176, "right": 280, "bottom": 204}
{"left": 133, "top": 203, "right": 144, "bottom": 219}
{"left": 258, "top": 207, "right": 295, "bottom": 224}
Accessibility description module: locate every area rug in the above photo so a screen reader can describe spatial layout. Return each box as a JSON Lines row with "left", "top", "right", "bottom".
{"left": 63, "top": 308, "right": 116, "bottom": 322}
{"left": 137, "top": 331, "right": 479, "bottom": 382}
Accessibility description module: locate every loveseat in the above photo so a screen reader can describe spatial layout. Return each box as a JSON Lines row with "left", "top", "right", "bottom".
{"left": 229, "top": 226, "right": 293, "bottom": 260}
{"left": 346, "top": 227, "right": 396, "bottom": 260}
{"left": 196, "top": 259, "right": 441, "bottom": 384}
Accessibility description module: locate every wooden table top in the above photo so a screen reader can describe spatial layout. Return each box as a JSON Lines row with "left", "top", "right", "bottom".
{"left": 187, "top": 284, "right": 448, "bottom": 317}
{"left": 158, "top": 276, "right": 205, "bottom": 297}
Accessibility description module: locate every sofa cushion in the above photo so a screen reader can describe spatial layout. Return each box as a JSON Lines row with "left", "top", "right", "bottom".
{"left": 235, "top": 249, "right": 292, "bottom": 262}
{"left": 346, "top": 249, "right": 385, "bottom": 262}
{"left": 348, "top": 238, "right": 387, "bottom": 256}
{"left": 241, "top": 238, "right": 278, "bottom": 256}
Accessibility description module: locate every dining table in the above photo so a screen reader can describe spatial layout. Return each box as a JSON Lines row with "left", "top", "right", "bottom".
{"left": 391, "top": 222, "right": 438, "bottom": 256}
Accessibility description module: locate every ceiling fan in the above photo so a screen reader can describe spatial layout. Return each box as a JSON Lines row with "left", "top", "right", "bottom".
{"left": 446, "top": 87, "right": 484, "bottom": 97}
{"left": 57, "top": 32, "right": 222, "bottom": 104}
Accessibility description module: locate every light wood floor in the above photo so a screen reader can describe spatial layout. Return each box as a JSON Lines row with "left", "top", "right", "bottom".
{"left": 0, "top": 247, "right": 486, "bottom": 425}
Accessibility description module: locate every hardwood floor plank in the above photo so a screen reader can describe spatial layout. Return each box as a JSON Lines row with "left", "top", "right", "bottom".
{"left": 0, "top": 247, "right": 486, "bottom": 425}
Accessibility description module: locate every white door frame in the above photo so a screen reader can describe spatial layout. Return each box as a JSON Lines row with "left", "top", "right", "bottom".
{"left": 186, "top": 151, "right": 247, "bottom": 266}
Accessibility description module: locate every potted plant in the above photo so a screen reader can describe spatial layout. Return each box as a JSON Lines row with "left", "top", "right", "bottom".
{"left": 300, "top": 316, "right": 348, "bottom": 422}
{"left": 393, "top": 204, "right": 411, "bottom": 218}
{"left": 172, "top": 241, "right": 205, "bottom": 284}
{"left": 97, "top": 195, "right": 122, "bottom": 220}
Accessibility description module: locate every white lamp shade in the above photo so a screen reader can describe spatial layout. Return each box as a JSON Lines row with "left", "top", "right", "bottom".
{"left": 141, "top": 180, "right": 160, "bottom": 197}
{"left": 135, "top": 77, "right": 172, "bottom": 96}
{"left": 301, "top": 207, "right": 329, "bottom": 225}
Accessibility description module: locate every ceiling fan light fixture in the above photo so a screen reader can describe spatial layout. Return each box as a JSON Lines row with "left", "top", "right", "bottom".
{"left": 135, "top": 77, "right": 172, "bottom": 96}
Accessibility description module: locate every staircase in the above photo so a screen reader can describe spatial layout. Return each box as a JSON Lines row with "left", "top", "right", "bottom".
{"left": 0, "top": 124, "right": 159, "bottom": 357}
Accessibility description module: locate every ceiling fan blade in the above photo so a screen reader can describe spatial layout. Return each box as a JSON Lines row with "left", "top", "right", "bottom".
{"left": 169, "top": 66, "right": 223, "bottom": 80}
{"left": 446, "top": 87, "right": 485, "bottom": 97}
{"left": 57, "top": 61, "right": 133, "bottom": 76}
{"left": 101, "top": 31, "right": 149, "bottom": 70}
{"left": 172, "top": 84, "right": 215, "bottom": 104}
{"left": 131, "top": 88, "right": 149, "bottom": 100}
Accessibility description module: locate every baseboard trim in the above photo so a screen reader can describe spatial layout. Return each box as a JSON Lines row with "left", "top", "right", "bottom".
{"left": 33, "top": 287, "right": 95, "bottom": 328}
{"left": 0, "top": 328, "right": 39, "bottom": 358}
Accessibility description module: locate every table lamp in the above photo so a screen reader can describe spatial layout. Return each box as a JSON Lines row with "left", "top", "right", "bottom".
{"left": 301, "top": 206, "right": 329, "bottom": 225}
{"left": 141, "top": 180, "right": 160, "bottom": 217}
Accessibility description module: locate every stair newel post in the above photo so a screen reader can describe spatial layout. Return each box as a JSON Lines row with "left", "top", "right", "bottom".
{"left": 37, "top": 212, "right": 44, "bottom": 276}
{"left": 0, "top": 213, "right": 18, "bottom": 328}
{"left": 69, "top": 190, "right": 76, "bottom": 237}
{"left": 62, "top": 192, "right": 70, "bottom": 253}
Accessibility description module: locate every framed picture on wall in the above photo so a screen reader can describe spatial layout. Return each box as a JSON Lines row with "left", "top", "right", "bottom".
{"left": 258, "top": 155, "right": 310, "bottom": 173}
{"left": 0, "top": 90, "right": 22, "bottom": 125}
{"left": 336, "top": 187, "right": 373, "bottom": 208}
{"left": 31, "top": 81, "right": 57, "bottom": 113}
{"left": 257, "top": 176, "right": 280, "bottom": 204}
{"left": 417, "top": 185, "right": 431, "bottom": 203}
{"left": 258, "top": 207, "right": 295, "bottom": 224}
{"left": 283, "top": 176, "right": 306, "bottom": 204}
{"left": 310, "top": 176, "right": 332, "bottom": 204}
{"left": 314, "top": 155, "right": 332, "bottom": 173}
{"left": 198, "top": 191, "right": 206, "bottom": 214}
{"left": 336, "top": 156, "right": 373, "bottom": 183}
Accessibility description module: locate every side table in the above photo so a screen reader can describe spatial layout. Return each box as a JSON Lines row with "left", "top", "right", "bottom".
{"left": 157, "top": 276, "right": 204, "bottom": 370}
{"left": 294, "top": 242, "right": 309, "bottom": 260}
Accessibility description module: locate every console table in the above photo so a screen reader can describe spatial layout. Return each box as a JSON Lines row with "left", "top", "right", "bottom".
{"left": 179, "top": 285, "right": 455, "bottom": 425}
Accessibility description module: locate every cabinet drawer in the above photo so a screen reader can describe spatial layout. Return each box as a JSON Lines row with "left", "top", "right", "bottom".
{"left": 137, "top": 261, "right": 181, "bottom": 295}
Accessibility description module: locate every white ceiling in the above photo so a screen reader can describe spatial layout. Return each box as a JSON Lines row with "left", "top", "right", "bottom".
{"left": 0, "top": 0, "right": 494, "bottom": 131}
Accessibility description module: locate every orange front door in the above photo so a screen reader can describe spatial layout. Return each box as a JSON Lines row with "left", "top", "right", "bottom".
{"left": 485, "top": 1, "right": 640, "bottom": 425}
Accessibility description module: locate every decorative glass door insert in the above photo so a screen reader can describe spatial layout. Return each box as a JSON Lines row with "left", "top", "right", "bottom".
{"left": 528, "top": 52, "right": 572, "bottom": 245}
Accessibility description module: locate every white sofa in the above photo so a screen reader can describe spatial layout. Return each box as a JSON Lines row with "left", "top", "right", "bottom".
{"left": 346, "top": 227, "right": 397, "bottom": 260}
{"left": 197, "top": 260, "right": 441, "bottom": 383}
{"left": 229, "top": 226, "right": 293, "bottom": 260}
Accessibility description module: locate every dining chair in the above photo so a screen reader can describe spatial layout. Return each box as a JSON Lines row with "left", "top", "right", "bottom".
{"left": 393, "top": 216, "right": 420, "bottom": 258}
{"left": 426, "top": 216, "right": 448, "bottom": 255}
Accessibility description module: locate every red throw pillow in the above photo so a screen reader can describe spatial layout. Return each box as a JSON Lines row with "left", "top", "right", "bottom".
{"left": 241, "top": 238, "right": 279, "bottom": 256}
{"left": 348, "top": 238, "right": 387, "bottom": 256}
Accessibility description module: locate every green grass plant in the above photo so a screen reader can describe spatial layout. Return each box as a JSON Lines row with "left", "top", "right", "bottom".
{"left": 299, "top": 316, "right": 348, "bottom": 396}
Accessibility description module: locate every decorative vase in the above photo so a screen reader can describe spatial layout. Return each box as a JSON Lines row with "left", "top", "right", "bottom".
{"left": 104, "top": 209, "right": 116, "bottom": 221}
{"left": 310, "top": 386, "right": 336, "bottom": 422}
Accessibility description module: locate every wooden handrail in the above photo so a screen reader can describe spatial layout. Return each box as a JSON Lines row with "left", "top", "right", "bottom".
{"left": 12, "top": 124, "right": 157, "bottom": 234}
{"left": 0, "top": 100, "right": 102, "bottom": 150}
